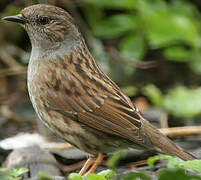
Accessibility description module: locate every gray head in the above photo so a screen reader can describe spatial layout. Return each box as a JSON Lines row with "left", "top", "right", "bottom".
{"left": 2, "top": 4, "right": 82, "bottom": 59}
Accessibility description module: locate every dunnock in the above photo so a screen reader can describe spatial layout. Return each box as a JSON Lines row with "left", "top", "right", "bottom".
{"left": 2, "top": 4, "right": 196, "bottom": 175}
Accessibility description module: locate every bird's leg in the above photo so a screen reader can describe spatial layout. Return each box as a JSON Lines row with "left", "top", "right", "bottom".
{"left": 79, "top": 157, "right": 95, "bottom": 176}
{"left": 85, "top": 154, "right": 104, "bottom": 175}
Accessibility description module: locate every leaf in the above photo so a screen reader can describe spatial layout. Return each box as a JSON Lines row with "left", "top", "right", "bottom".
{"left": 190, "top": 58, "right": 201, "bottom": 75}
{"left": 122, "top": 86, "right": 137, "bottom": 97}
{"left": 158, "top": 169, "right": 201, "bottom": 180}
{"left": 93, "top": 15, "right": 137, "bottom": 38}
{"left": 68, "top": 173, "right": 83, "bottom": 180}
{"left": 85, "top": 0, "right": 138, "bottom": 9}
{"left": 163, "top": 86, "right": 201, "bottom": 118}
{"left": 123, "top": 172, "right": 151, "bottom": 180}
{"left": 86, "top": 174, "right": 106, "bottom": 180}
{"left": 167, "top": 158, "right": 183, "bottom": 169}
{"left": 143, "top": 84, "right": 163, "bottom": 106}
{"left": 142, "top": 10, "right": 200, "bottom": 48}
{"left": 148, "top": 155, "right": 174, "bottom": 166}
{"left": 98, "top": 170, "right": 116, "bottom": 180}
{"left": 179, "top": 160, "right": 201, "bottom": 172}
{"left": 83, "top": 5, "right": 103, "bottom": 28}
{"left": 148, "top": 155, "right": 184, "bottom": 169}
{"left": 189, "top": 50, "right": 201, "bottom": 75}
{"left": 107, "top": 150, "right": 125, "bottom": 169}
{"left": 163, "top": 46, "right": 191, "bottom": 62}
{"left": 7, "top": 8, "right": 21, "bottom": 16}
{"left": 8, "top": 168, "right": 29, "bottom": 178}
{"left": 120, "top": 32, "right": 145, "bottom": 60}
{"left": 38, "top": 172, "right": 52, "bottom": 180}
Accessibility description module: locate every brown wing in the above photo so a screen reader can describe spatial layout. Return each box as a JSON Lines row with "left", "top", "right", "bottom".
{"left": 38, "top": 53, "right": 152, "bottom": 148}
{"left": 45, "top": 89, "right": 152, "bottom": 148}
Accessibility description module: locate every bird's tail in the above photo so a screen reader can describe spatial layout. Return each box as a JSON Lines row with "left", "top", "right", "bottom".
{"left": 154, "top": 135, "right": 196, "bottom": 161}
{"left": 142, "top": 119, "right": 196, "bottom": 161}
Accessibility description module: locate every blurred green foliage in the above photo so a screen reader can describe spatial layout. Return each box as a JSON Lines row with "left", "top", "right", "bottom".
{"left": 38, "top": 172, "right": 53, "bottom": 180}
{"left": 67, "top": 153, "right": 201, "bottom": 180}
{"left": 0, "top": 167, "right": 29, "bottom": 180}
{"left": 107, "top": 150, "right": 125, "bottom": 169}
{"left": 85, "top": 0, "right": 201, "bottom": 63}
{"left": 83, "top": 0, "right": 201, "bottom": 119}
{"left": 143, "top": 85, "right": 201, "bottom": 119}
{"left": 68, "top": 170, "right": 116, "bottom": 180}
{"left": 163, "top": 86, "right": 201, "bottom": 119}
{"left": 1, "top": 155, "right": 201, "bottom": 180}
{"left": 1, "top": 0, "right": 201, "bottom": 119}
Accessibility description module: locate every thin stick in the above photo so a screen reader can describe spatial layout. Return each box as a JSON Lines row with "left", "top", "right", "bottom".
{"left": 0, "top": 67, "right": 27, "bottom": 77}
{"left": 0, "top": 51, "right": 22, "bottom": 68}
{"left": 159, "top": 111, "right": 168, "bottom": 128}
{"left": 159, "top": 126, "right": 201, "bottom": 138}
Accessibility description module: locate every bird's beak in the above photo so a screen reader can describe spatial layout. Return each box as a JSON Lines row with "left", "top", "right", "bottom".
{"left": 2, "top": 14, "right": 26, "bottom": 24}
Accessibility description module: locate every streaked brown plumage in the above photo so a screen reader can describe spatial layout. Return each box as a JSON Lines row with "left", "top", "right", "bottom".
{"left": 2, "top": 4, "right": 196, "bottom": 175}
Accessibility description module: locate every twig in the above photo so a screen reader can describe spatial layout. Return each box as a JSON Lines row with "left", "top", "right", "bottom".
{"left": 159, "top": 126, "right": 201, "bottom": 138}
{"left": 159, "top": 111, "right": 168, "bottom": 128}
{"left": 0, "top": 105, "right": 22, "bottom": 122}
{"left": 0, "top": 51, "right": 23, "bottom": 68}
{"left": 59, "top": 160, "right": 86, "bottom": 174}
{"left": 43, "top": 142, "right": 72, "bottom": 151}
{"left": 0, "top": 67, "right": 27, "bottom": 77}
{"left": 127, "top": 160, "right": 148, "bottom": 169}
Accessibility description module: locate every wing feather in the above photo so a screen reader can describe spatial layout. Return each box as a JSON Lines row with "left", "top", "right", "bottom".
{"left": 37, "top": 55, "right": 152, "bottom": 148}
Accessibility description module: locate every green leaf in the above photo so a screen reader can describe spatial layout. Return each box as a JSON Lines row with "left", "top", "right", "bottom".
{"left": 120, "top": 32, "right": 145, "bottom": 60}
{"left": 148, "top": 155, "right": 174, "bottom": 167}
{"left": 98, "top": 170, "right": 116, "bottom": 180}
{"left": 83, "top": 5, "right": 103, "bottom": 28}
{"left": 148, "top": 155, "right": 184, "bottom": 169}
{"left": 93, "top": 15, "right": 137, "bottom": 38}
{"left": 158, "top": 169, "right": 201, "bottom": 180}
{"left": 68, "top": 173, "right": 83, "bottom": 180}
{"left": 122, "top": 86, "right": 137, "bottom": 97}
{"left": 189, "top": 50, "right": 201, "bottom": 74}
{"left": 142, "top": 10, "right": 200, "bottom": 48}
{"left": 163, "top": 46, "right": 191, "bottom": 62}
{"left": 179, "top": 160, "right": 201, "bottom": 172}
{"left": 167, "top": 158, "right": 183, "bottom": 169}
{"left": 38, "top": 172, "right": 52, "bottom": 180}
{"left": 143, "top": 84, "right": 163, "bottom": 106}
{"left": 163, "top": 86, "right": 201, "bottom": 118}
{"left": 86, "top": 174, "right": 106, "bottom": 180}
{"left": 190, "top": 58, "right": 201, "bottom": 75}
{"left": 123, "top": 172, "right": 151, "bottom": 180}
{"left": 85, "top": 0, "right": 138, "bottom": 9}
{"left": 8, "top": 168, "right": 28, "bottom": 178}
{"left": 6, "top": 8, "right": 21, "bottom": 16}
{"left": 0, "top": 168, "right": 29, "bottom": 180}
{"left": 107, "top": 150, "right": 125, "bottom": 169}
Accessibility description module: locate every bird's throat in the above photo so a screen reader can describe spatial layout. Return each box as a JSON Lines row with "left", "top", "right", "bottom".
{"left": 29, "top": 35, "right": 83, "bottom": 63}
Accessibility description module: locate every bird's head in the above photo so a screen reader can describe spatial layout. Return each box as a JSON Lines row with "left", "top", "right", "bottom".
{"left": 2, "top": 4, "right": 82, "bottom": 54}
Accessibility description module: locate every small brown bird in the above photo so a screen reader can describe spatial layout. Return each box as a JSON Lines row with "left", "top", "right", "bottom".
{"left": 2, "top": 4, "right": 196, "bottom": 175}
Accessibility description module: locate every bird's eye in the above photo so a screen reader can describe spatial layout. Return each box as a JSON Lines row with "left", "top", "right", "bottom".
{"left": 38, "top": 16, "right": 50, "bottom": 25}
